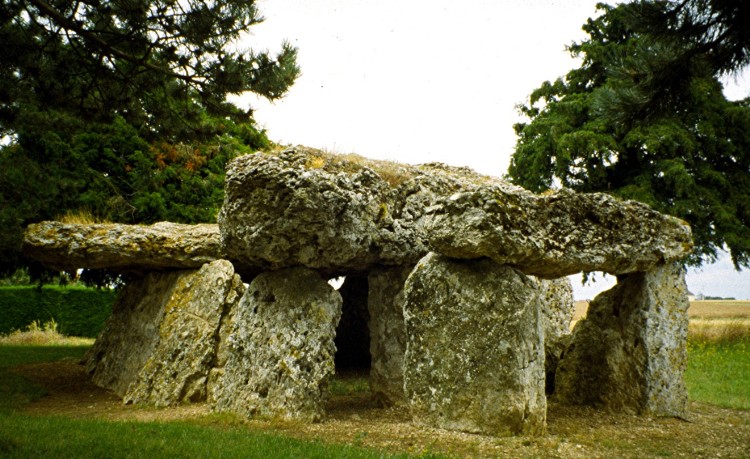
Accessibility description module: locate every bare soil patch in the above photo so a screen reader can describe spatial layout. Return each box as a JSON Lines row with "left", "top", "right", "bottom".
{"left": 11, "top": 359, "right": 750, "bottom": 458}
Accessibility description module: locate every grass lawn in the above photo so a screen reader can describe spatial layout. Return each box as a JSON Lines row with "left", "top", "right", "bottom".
{"left": 685, "top": 337, "right": 750, "bottom": 410}
{"left": 0, "top": 344, "right": 415, "bottom": 459}
{"left": 1, "top": 317, "right": 749, "bottom": 458}
{"left": 0, "top": 415, "right": 414, "bottom": 459}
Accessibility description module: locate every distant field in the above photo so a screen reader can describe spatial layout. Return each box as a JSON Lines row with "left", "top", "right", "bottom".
{"left": 573, "top": 300, "right": 750, "bottom": 321}
{"left": 688, "top": 300, "right": 750, "bottom": 319}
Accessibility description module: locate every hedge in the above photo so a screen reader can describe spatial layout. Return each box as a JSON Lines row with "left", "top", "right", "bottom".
{"left": 0, "top": 286, "right": 115, "bottom": 338}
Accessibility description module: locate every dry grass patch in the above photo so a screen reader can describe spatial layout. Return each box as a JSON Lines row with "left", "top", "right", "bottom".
{"left": 55, "top": 209, "right": 109, "bottom": 225}
{"left": 0, "top": 320, "right": 93, "bottom": 347}
{"left": 300, "top": 148, "right": 413, "bottom": 187}
{"left": 689, "top": 318, "right": 750, "bottom": 343}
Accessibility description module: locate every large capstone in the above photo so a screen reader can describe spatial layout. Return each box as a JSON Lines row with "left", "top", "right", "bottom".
{"left": 218, "top": 147, "right": 691, "bottom": 279}
{"left": 218, "top": 146, "right": 516, "bottom": 276}
{"left": 23, "top": 221, "right": 221, "bottom": 272}
{"left": 212, "top": 267, "right": 342, "bottom": 422}
{"left": 537, "top": 277, "right": 576, "bottom": 394}
{"left": 367, "top": 265, "right": 413, "bottom": 406}
{"left": 554, "top": 263, "right": 689, "bottom": 416}
{"left": 425, "top": 187, "right": 693, "bottom": 278}
{"left": 403, "top": 253, "right": 546, "bottom": 436}
{"left": 219, "top": 148, "right": 391, "bottom": 275}
{"left": 85, "top": 260, "right": 243, "bottom": 405}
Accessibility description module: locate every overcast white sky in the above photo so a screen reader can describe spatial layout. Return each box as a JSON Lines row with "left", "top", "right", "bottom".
{"left": 236, "top": 0, "right": 750, "bottom": 299}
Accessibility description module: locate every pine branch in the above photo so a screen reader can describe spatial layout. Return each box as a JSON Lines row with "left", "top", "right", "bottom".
{"left": 26, "top": 0, "right": 206, "bottom": 89}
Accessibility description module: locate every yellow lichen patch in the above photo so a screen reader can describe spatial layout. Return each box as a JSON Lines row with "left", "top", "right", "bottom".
{"left": 306, "top": 155, "right": 327, "bottom": 169}
{"left": 270, "top": 146, "right": 414, "bottom": 187}
{"left": 376, "top": 202, "right": 388, "bottom": 222}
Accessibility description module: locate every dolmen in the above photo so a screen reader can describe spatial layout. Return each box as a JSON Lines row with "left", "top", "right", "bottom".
{"left": 23, "top": 146, "right": 693, "bottom": 435}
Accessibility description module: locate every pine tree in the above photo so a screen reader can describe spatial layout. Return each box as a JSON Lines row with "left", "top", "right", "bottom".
{"left": 0, "top": 0, "right": 299, "bottom": 277}
{"left": 509, "top": 1, "right": 750, "bottom": 268}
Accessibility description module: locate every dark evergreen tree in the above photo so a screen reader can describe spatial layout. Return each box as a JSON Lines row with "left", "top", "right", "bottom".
{"left": 509, "top": 1, "right": 750, "bottom": 269}
{"left": 0, "top": 0, "right": 299, "bottom": 277}
{"left": 595, "top": 0, "right": 750, "bottom": 126}
{"left": 0, "top": 0, "right": 299, "bottom": 141}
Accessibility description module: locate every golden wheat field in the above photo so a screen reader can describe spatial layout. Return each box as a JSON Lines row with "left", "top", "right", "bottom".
{"left": 573, "top": 300, "right": 750, "bottom": 321}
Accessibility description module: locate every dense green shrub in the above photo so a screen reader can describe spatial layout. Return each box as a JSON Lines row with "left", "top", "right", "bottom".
{"left": 0, "top": 286, "right": 114, "bottom": 338}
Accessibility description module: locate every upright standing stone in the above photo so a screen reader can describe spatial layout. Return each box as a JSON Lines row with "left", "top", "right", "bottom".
{"left": 85, "top": 270, "right": 178, "bottom": 397}
{"left": 537, "top": 277, "right": 576, "bottom": 394}
{"left": 124, "top": 260, "right": 244, "bottom": 405}
{"left": 213, "top": 267, "right": 342, "bottom": 422}
{"left": 554, "top": 263, "right": 689, "bottom": 416}
{"left": 85, "top": 260, "right": 244, "bottom": 405}
{"left": 403, "top": 253, "right": 546, "bottom": 436}
{"left": 367, "top": 265, "right": 412, "bottom": 406}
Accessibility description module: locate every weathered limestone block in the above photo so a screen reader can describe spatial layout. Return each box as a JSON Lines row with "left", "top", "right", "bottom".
{"left": 85, "top": 270, "right": 176, "bottom": 397}
{"left": 85, "top": 260, "right": 243, "bottom": 406}
{"left": 367, "top": 265, "right": 413, "bottom": 406}
{"left": 219, "top": 148, "right": 390, "bottom": 275}
{"left": 125, "top": 260, "right": 244, "bottom": 406}
{"left": 219, "top": 146, "right": 692, "bottom": 279}
{"left": 403, "top": 253, "right": 546, "bottom": 436}
{"left": 218, "top": 146, "right": 507, "bottom": 276}
{"left": 537, "top": 277, "right": 576, "bottom": 393}
{"left": 213, "top": 267, "right": 342, "bottom": 422}
{"left": 425, "top": 187, "right": 693, "bottom": 278}
{"left": 554, "top": 263, "right": 689, "bottom": 416}
{"left": 23, "top": 221, "right": 221, "bottom": 272}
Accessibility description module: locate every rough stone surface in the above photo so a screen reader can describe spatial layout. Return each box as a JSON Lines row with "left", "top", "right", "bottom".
{"left": 403, "top": 253, "right": 546, "bottom": 436}
{"left": 536, "top": 277, "right": 576, "bottom": 394}
{"left": 213, "top": 267, "right": 342, "bottom": 422}
{"left": 23, "top": 221, "right": 221, "bottom": 272}
{"left": 554, "top": 263, "right": 689, "bottom": 416}
{"left": 125, "top": 260, "right": 244, "bottom": 406}
{"left": 367, "top": 265, "right": 413, "bottom": 406}
{"left": 219, "top": 149, "right": 389, "bottom": 275}
{"left": 218, "top": 146, "right": 691, "bottom": 279}
{"left": 425, "top": 187, "right": 693, "bottom": 278}
{"left": 85, "top": 270, "right": 176, "bottom": 397}
{"left": 218, "top": 146, "right": 501, "bottom": 276}
{"left": 85, "top": 260, "right": 243, "bottom": 406}
{"left": 334, "top": 275, "right": 371, "bottom": 370}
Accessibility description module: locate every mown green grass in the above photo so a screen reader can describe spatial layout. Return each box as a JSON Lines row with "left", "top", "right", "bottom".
{"left": 0, "top": 344, "right": 413, "bottom": 458}
{"left": 0, "top": 345, "right": 90, "bottom": 370}
{"left": 1, "top": 326, "right": 748, "bottom": 458}
{"left": 685, "top": 337, "right": 750, "bottom": 410}
{"left": 0, "top": 415, "right": 411, "bottom": 459}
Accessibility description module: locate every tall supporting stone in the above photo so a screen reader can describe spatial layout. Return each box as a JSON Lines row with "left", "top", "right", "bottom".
{"left": 85, "top": 260, "right": 244, "bottom": 406}
{"left": 537, "top": 277, "right": 576, "bottom": 394}
{"left": 403, "top": 253, "right": 546, "bottom": 436}
{"left": 213, "top": 267, "right": 342, "bottom": 422}
{"left": 367, "top": 265, "right": 412, "bottom": 406}
{"left": 555, "top": 263, "right": 689, "bottom": 417}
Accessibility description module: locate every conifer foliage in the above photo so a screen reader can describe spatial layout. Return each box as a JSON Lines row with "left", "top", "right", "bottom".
{"left": 509, "top": 1, "right": 750, "bottom": 268}
{"left": 0, "top": 0, "right": 299, "bottom": 276}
